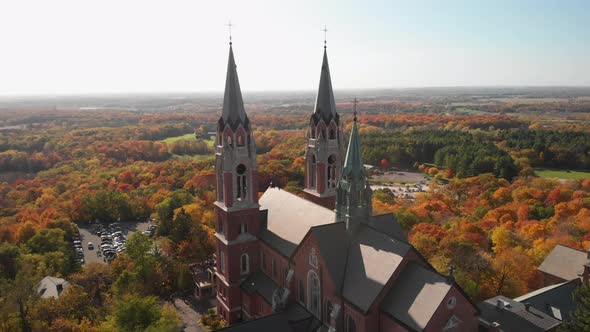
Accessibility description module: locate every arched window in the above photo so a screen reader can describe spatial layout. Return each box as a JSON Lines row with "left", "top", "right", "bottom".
{"left": 217, "top": 171, "right": 224, "bottom": 201}
{"left": 240, "top": 253, "right": 249, "bottom": 275}
{"left": 320, "top": 129, "right": 326, "bottom": 139}
{"left": 329, "top": 128, "right": 336, "bottom": 140}
{"left": 311, "top": 126, "right": 316, "bottom": 139}
{"left": 309, "top": 248, "right": 318, "bottom": 268}
{"left": 237, "top": 132, "right": 245, "bottom": 146}
{"left": 298, "top": 279, "right": 305, "bottom": 303}
{"left": 307, "top": 270, "right": 321, "bottom": 317}
{"left": 310, "top": 155, "right": 316, "bottom": 189}
{"left": 236, "top": 164, "right": 247, "bottom": 201}
{"left": 347, "top": 315, "right": 356, "bottom": 332}
{"left": 226, "top": 134, "right": 233, "bottom": 146}
{"left": 328, "top": 155, "right": 337, "bottom": 188}
{"left": 219, "top": 251, "right": 225, "bottom": 273}
{"left": 326, "top": 300, "right": 333, "bottom": 323}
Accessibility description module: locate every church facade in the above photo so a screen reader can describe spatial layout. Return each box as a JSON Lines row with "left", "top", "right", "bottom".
{"left": 213, "top": 41, "right": 480, "bottom": 332}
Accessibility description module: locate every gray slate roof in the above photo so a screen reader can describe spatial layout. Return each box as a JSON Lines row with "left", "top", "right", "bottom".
{"left": 380, "top": 263, "right": 452, "bottom": 331}
{"left": 241, "top": 270, "right": 278, "bottom": 305}
{"left": 259, "top": 187, "right": 334, "bottom": 257}
{"left": 341, "top": 224, "right": 411, "bottom": 312}
{"left": 538, "top": 244, "right": 589, "bottom": 281}
{"left": 369, "top": 213, "right": 408, "bottom": 242}
{"left": 36, "top": 276, "right": 70, "bottom": 299}
{"left": 514, "top": 278, "right": 581, "bottom": 321}
{"left": 478, "top": 296, "right": 561, "bottom": 331}
{"left": 220, "top": 44, "right": 249, "bottom": 131}
{"left": 311, "top": 48, "right": 339, "bottom": 126}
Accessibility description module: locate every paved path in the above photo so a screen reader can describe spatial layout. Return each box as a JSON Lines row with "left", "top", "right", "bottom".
{"left": 173, "top": 298, "right": 205, "bottom": 332}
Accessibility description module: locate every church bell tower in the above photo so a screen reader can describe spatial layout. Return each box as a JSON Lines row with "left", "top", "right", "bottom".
{"left": 214, "top": 39, "right": 261, "bottom": 324}
{"left": 303, "top": 41, "right": 344, "bottom": 210}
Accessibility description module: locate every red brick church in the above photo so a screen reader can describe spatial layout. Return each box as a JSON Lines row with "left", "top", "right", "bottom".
{"left": 213, "top": 40, "right": 480, "bottom": 332}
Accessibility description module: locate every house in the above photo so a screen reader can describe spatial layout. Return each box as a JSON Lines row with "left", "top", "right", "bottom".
{"left": 36, "top": 276, "right": 71, "bottom": 299}
{"left": 212, "top": 39, "right": 480, "bottom": 331}
{"left": 538, "top": 244, "right": 590, "bottom": 286}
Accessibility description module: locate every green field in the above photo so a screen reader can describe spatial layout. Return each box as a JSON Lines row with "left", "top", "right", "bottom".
{"left": 535, "top": 169, "right": 590, "bottom": 180}
{"left": 160, "top": 134, "right": 215, "bottom": 147}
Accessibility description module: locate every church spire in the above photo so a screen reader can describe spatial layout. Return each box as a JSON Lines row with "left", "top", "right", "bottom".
{"left": 220, "top": 43, "right": 249, "bottom": 131}
{"left": 342, "top": 98, "right": 365, "bottom": 181}
{"left": 336, "top": 99, "right": 372, "bottom": 231}
{"left": 311, "top": 46, "right": 339, "bottom": 125}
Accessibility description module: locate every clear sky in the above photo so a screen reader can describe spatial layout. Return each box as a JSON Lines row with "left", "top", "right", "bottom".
{"left": 1, "top": 0, "right": 589, "bottom": 95}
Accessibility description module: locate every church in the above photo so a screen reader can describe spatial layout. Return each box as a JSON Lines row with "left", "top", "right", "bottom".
{"left": 213, "top": 39, "right": 480, "bottom": 332}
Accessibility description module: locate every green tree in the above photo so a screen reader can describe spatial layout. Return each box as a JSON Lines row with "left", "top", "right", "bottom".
{"left": 560, "top": 284, "right": 590, "bottom": 332}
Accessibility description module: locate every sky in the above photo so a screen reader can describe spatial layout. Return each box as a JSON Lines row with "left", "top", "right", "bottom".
{"left": 0, "top": 0, "right": 589, "bottom": 95}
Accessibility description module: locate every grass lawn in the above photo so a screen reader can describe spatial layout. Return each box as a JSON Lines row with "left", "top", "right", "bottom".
{"left": 160, "top": 134, "right": 215, "bottom": 147}
{"left": 535, "top": 169, "right": 590, "bottom": 180}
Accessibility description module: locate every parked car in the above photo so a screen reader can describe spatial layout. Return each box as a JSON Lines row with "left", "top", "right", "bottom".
{"left": 87, "top": 242, "right": 94, "bottom": 250}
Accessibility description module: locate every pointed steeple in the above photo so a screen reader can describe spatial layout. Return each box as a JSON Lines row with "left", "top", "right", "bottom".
{"left": 335, "top": 100, "right": 372, "bottom": 231}
{"left": 220, "top": 44, "right": 249, "bottom": 131}
{"left": 342, "top": 115, "right": 365, "bottom": 181}
{"left": 311, "top": 48, "right": 339, "bottom": 125}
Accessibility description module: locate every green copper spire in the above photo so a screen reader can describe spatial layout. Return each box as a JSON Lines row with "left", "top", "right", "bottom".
{"left": 335, "top": 98, "right": 372, "bottom": 232}
{"left": 342, "top": 106, "right": 365, "bottom": 181}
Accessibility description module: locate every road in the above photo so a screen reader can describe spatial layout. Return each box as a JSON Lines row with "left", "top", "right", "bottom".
{"left": 172, "top": 297, "right": 216, "bottom": 332}
{"left": 77, "top": 221, "right": 153, "bottom": 265}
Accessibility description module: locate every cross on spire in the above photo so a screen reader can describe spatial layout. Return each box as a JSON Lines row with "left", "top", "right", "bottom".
{"left": 226, "top": 20, "right": 233, "bottom": 45}
{"left": 353, "top": 97, "right": 358, "bottom": 122}
{"left": 321, "top": 25, "right": 328, "bottom": 48}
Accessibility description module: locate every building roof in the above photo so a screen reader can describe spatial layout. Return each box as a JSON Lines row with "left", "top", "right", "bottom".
{"left": 369, "top": 213, "right": 408, "bottom": 242}
{"left": 259, "top": 187, "right": 334, "bottom": 257}
{"left": 241, "top": 270, "right": 278, "bottom": 305}
{"left": 514, "top": 278, "right": 581, "bottom": 321}
{"left": 220, "top": 44, "right": 249, "bottom": 131}
{"left": 310, "top": 47, "right": 339, "bottom": 126}
{"left": 36, "top": 276, "right": 70, "bottom": 299}
{"left": 342, "top": 224, "right": 411, "bottom": 312}
{"left": 380, "top": 262, "right": 452, "bottom": 331}
{"left": 478, "top": 296, "right": 561, "bottom": 331}
{"left": 538, "top": 244, "right": 589, "bottom": 281}
{"left": 218, "top": 303, "right": 323, "bottom": 332}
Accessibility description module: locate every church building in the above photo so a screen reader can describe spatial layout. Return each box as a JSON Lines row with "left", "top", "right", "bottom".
{"left": 213, "top": 39, "right": 480, "bottom": 332}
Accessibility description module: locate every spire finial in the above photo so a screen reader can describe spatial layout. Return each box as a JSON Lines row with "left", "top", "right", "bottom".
{"left": 226, "top": 20, "right": 233, "bottom": 45}
{"left": 353, "top": 97, "right": 358, "bottom": 122}
{"left": 321, "top": 25, "right": 328, "bottom": 48}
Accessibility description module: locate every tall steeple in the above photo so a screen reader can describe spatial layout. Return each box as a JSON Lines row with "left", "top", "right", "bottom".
{"left": 303, "top": 35, "right": 344, "bottom": 210}
{"left": 336, "top": 99, "right": 372, "bottom": 232}
{"left": 220, "top": 44, "right": 250, "bottom": 131}
{"left": 214, "top": 39, "right": 262, "bottom": 325}
{"left": 311, "top": 47, "right": 339, "bottom": 126}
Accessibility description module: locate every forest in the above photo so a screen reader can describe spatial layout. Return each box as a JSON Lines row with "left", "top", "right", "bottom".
{"left": 1, "top": 96, "right": 590, "bottom": 331}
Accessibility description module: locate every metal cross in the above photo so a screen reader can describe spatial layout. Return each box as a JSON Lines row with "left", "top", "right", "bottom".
{"left": 353, "top": 97, "right": 358, "bottom": 122}
{"left": 226, "top": 20, "right": 233, "bottom": 44}
{"left": 321, "top": 25, "right": 328, "bottom": 47}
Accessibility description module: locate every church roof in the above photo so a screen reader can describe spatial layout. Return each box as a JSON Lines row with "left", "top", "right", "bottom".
{"left": 369, "top": 213, "right": 408, "bottom": 242}
{"left": 380, "top": 263, "right": 453, "bottom": 331}
{"left": 219, "top": 44, "right": 250, "bottom": 131}
{"left": 310, "top": 47, "right": 339, "bottom": 126}
{"left": 341, "top": 224, "right": 411, "bottom": 312}
{"left": 218, "top": 303, "right": 323, "bottom": 332}
{"left": 538, "top": 244, "right": 589, "bottom": 281}
{"left": 259, "top": 187, "right": 334, "bottom": 257}
{"left": 241, "top": 270, "right": 279, "bottom": 305}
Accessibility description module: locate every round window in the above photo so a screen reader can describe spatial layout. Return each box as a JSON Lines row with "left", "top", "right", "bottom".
{"left": 236, "top": 164, "right": 246, "bottom": 175}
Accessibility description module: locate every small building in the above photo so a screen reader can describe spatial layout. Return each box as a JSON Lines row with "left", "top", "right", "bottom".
{"left": 537, "top": 244, "right": 590, "bottom": 286}
{"left": 190, "top": 263, "right": 216, "bottom": 300}
{"left": 36, "top": 276, "right": 71, "bottom": 299}
{"left": 514, "top": 279, "right": 582, "bottom": 322}
{"left": 478, "top": 296, "right": 561, "bottom": 331}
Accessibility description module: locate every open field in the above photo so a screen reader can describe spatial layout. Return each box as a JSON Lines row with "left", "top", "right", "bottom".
{"left": 161, "top": 134, "right": 215, "bottom": 147}
{"left": 535, "top": 169, "right": 590, "bottom": 180}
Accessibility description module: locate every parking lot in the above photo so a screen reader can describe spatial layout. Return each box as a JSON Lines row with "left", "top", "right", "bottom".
{"left": 78, "top": 221, "right": 154, "bottom": 265}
